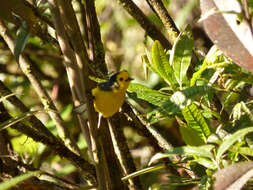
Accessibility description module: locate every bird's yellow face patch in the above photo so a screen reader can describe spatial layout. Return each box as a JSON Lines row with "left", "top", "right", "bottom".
{"left": 115, "top": 71, "right": 132, "bottom": 91}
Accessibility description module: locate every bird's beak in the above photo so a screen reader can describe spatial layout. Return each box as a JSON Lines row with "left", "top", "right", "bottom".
{"left": 127, "top": 77, "right": 134, "bottom": 81}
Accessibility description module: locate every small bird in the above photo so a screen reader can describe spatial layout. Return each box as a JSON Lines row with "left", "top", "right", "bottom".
{"left": 92, "top": 71, "right": 133, "bottom": 119}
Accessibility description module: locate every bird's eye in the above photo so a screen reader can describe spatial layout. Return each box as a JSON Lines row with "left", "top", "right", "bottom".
{"left": 119, "top": 77, "right": 123, "bottom": 81}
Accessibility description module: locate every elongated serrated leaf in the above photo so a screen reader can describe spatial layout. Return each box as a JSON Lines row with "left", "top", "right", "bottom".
{"left": 14, "top": 21, "right": 30, "bottom": 61}
{"left": 170, "top": 25, "right": 193, "bottom": 88}
{"left": 182, "top": 103, "right": 211, "bottom": 143}
{"left": 155, "top": 86, "right": 213, "bottom": 117}
{"left": 128, "top": 83, "right": 168, "bottom": 106}
{"left": 213, "top": 161, "right": 253, "bottom": 190}
{"left": 216, "top": 127, "right": 253, "bottom": 159}
{"left": 0, "top": 110, "right": 40, "bottom": 132}
{"left": 149, "top": 145, "right": 215, "bottom": 165}
{"left": 0, "top": 171, "right": 41, "bottom": 190}
{"left": 152, "top": 41, "right": 175, "bottom": 88}
{"left": 182, "top": 85, "right": 213, "bottom": 98}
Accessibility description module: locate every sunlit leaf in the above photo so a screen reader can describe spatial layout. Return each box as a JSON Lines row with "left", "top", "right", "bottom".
{"left": 152, "top": 41, "right": 175, "bottom": 89}
{"left": 216, "top": 127, "right": 253, "bottom": 160}
{"left": 190, "top": 45, "right": 223, "bottom": 86}
{"left": 128, "top": 83, "right": 168, "bottom": 106}
{"left": 230, "top": 146, "right": 253, "bottom": 156}
{"left": 193, "top": 157, "right": 217, "bottom": 170}
{"left": 182, "top": 103, "right": 211, "bottom": 143}
{"left": 149, "top": 145, "right": 215, "bottom": 165}
{"left": 170, "top": 25, "right": 193, "bottom": 88}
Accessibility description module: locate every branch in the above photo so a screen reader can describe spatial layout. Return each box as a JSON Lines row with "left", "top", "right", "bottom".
{"left": 75, "top": 0, "right": 89, "bottom": 47}
{"left": 23, "top": 0, "right": 55, "bottom": 29}
{"left": 122, "top": 103, "right": 163, "bottom": 152}
{"left": 108, "top": 116, "right": 143, "bottom": 190}
{"left": 147, "top": 0, "right": 180, "bottom": 42}
{"left": 0, "top": 20, "right": 80, "bottom": 156}
{"left": 85, "top": 1, "right": 108, "bottom": 77}
{"left": 117, "top": 0, "right": 172, "bottom": 49}
{"left": 123, "top": 104, "right": 175, "bottom": 154}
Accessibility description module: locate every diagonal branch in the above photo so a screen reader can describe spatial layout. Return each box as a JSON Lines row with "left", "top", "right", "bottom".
{"left": 147, "top": 0, "right": 180, "bottom": 42}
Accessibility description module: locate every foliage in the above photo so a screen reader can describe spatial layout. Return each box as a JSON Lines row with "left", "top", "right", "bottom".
{"left": 126, "top": 23, "right": 253, "bottom": 189}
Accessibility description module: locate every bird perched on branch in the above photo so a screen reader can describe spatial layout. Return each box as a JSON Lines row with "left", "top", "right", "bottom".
{"left": 92, "top": 71, "right": 133, "bottom": 124}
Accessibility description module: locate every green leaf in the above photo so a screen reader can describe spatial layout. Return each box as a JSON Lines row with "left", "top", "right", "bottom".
{"left": 182, "top": 103, "right": 211, "bottom": 143}
{"left": 170, "top": 25, "right": 193, "bottom": 89}
{"left": 152, "top": 41, "right": 175, "bottom": 89}
{"left": 149, "top": 145, "right": 215, "bottom": 165}
{"left": 143, "top": 49, "right": 159, "bottom": 74}
{"left": 230, "top": 146, "right": 253, "bottom": 156}
{"left": 216, "top": 127, "right": 253, "bottom": 160}
{"left": 179, "top": 123, "right": 206, "bottom": 146}
{"left": 14, "top": 21, "right": 30, "bottom": 61}
{"left": 11, "top": 134, "right": 40, "bottom": 155}
{"left": 0, "top": 110, "right": 40, "bottom": 132}
{"left": 128, "top": 83, "right": 169, "bottom": 106}
{"left": 190, "top": 45, "right": 221, "bottom": 86}
{"left": 181, "top": 85, "right": 213, "bottom": 98}
{"left": 122, "top": 164, "right": 165, "bottom": 181}
{"left": 0, "top": 171, "right": 41, "bottom": 190}
{"left": 241, "top": 101, "right": 253, "bottom": 122}
{"left": 193, "top": 158, "right": 217, "bottom": 170}
{"left": 153, "top": 86, "right": 213, "bottom": 117}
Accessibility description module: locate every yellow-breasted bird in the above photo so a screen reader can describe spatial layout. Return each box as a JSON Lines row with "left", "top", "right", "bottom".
{"left": 92, "top": 71, "right": 133, "bottom": 118}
